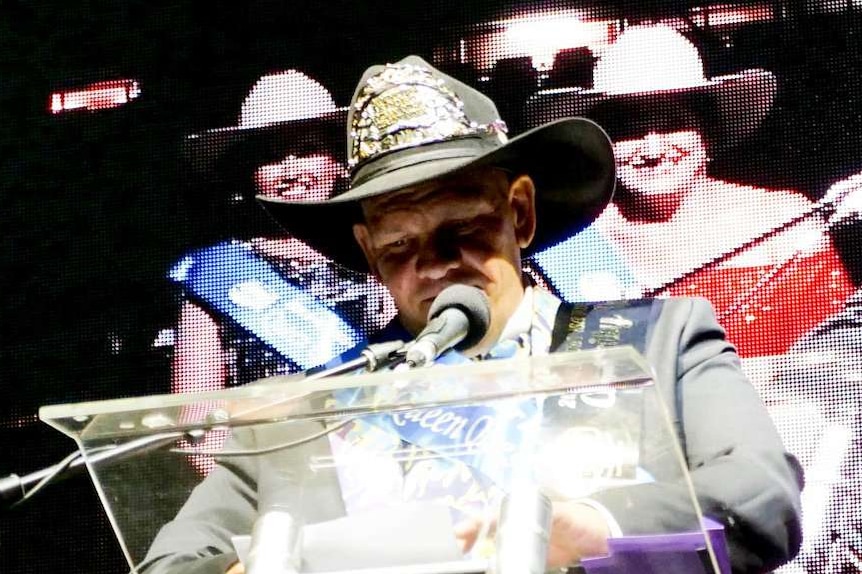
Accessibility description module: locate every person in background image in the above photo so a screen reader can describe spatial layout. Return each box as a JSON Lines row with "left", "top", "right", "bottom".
{"left": 169, "top": 71, "right": 395, "bottom": 468}
{"left": 526, "top": 24, "right": 857, "bottom": 358}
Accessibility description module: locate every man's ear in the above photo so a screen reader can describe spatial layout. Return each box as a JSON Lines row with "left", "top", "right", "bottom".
{"left": 508, "top": 174, "right": 537, "bottom": 248}
{"left": 353, "top": 223, "right": 379, "bottom": 277}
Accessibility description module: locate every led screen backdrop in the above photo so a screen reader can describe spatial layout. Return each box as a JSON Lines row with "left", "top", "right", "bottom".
{"left": 1, "top": 1, "right": 860, "bottom": 572}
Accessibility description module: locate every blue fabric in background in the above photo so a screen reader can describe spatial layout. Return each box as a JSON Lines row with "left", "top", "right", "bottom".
{"left": 170, "top": 241, "right": 360, "bottom": 370}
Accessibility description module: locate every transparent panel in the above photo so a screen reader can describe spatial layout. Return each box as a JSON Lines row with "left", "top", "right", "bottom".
{"left": 40, "top": 347, "right": 724, "bottom": 573}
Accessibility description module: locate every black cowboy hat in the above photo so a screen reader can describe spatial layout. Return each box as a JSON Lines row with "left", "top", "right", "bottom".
{"left": 257, "top": 55, "right": 616, "bottom": 272}
{"left": 524, "top": 25, "right": 776, "bottom": 151}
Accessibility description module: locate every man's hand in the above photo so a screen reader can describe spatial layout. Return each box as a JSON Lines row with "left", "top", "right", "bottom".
{"left": 545, "top": 500, "right": 612, "bottom": 568}
{"left": 455, "top": 500, "right": 612, "bottom": 569}
{"left": 227, "top": 502, "right": 612, "bottom": 573}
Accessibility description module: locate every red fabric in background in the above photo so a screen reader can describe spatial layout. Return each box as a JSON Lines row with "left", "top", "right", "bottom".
{"left": 668, "top": 244, "right": 855, "bottom": 357}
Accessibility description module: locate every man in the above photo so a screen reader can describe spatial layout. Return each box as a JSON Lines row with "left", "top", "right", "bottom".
{"left": 141, "top": 55, "right": 802, "bottom": 573}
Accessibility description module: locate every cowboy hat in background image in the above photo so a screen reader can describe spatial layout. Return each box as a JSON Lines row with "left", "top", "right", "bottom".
{"left": 185, "top": 70, "right": 347, "bottom": 173}
{"left": 182, "top": 70, "right": 349, "bottom": 242}
{"left": 521, "top": 25, "right": 856, "bottom": 359}
{"left": 525, "top": 24, "right": 778, "bottom": 157}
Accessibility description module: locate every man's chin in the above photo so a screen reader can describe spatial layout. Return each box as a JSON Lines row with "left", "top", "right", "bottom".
{"left": 398, "top": 311, "right": 426, "bottom": 338}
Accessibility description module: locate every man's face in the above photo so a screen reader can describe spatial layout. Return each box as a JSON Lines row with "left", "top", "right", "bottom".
{"left": 614, "top": 129, "right": 708, "bottom": 200}
{"left": 353, "top": 168, "right": 536, "bottom": 351}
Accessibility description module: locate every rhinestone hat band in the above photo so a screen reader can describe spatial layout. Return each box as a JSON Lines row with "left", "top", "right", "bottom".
{"left": 348, "top": 62, "right": 508, "bottom": 170}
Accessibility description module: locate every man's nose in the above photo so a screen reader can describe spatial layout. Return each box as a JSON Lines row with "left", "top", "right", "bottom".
{"left": 415, "top": 237, "right": 460, "bottom": 279}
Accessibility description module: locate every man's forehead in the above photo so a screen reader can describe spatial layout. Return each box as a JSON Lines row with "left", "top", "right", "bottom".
{"left": 360, "top": 167, "right": 508, "bottom": 220}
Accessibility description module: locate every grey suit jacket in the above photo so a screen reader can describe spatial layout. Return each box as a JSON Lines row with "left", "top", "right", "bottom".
{"left": 139, "top": 297, "right": 802, "bottom": 574}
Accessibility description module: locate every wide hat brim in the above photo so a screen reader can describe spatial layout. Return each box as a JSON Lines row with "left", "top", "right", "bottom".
{"left": 524, "top": 69, "right": 777, "bottom": 151}
{"left": 257, "top": 116, "right": 615, "bottom": 273}
{"left": 184, "top": 109, "right": 348, "bottom": 174}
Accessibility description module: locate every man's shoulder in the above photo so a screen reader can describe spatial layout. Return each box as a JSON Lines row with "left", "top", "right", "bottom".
{"left": 560, "top": 295, "right": 711, "bottom": 315}
{"left": 552, "top": 296, "right": 721, "bottom": 353}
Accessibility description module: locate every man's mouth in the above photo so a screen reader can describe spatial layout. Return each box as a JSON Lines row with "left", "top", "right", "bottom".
{"left": 420, "top": 281, "right": 486, "bottom": 305}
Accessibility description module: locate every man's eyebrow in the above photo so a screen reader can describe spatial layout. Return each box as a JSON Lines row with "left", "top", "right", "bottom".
{"left": 445, "top": 211, "right": 494, "bottom": 226}
{"left": 373, "top": 225, "right": 409, "bottom": 238}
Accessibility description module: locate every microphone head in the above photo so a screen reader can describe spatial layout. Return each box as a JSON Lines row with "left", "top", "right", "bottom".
{"left": 428, "top": 284, "right": 491, "bottom": 350}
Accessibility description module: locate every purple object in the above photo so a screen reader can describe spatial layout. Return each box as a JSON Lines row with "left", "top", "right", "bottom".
{"left": 580, "top": 517, "right": 730, "bottom": 574}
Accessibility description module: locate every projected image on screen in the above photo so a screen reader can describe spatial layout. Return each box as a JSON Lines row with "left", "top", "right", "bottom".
{"left": 174, "top": 13, "right": 862, "bottom": 572}
{"left": 525, "top": 23, "right": 856, "bottom": 357}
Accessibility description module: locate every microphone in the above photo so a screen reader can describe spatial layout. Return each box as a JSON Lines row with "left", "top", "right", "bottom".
{"left": 405, "top": 284, "right": 491, "bottom": 367}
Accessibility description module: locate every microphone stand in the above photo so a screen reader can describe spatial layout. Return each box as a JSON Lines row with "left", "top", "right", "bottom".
{"left": 303, "top": 340, "right": 406, "bottom": 381}
{"left": 1, "top": 430, "right": 187, "bottom": 509}
{"left": 1, "top": 340, "right": 407, "bottom": 510}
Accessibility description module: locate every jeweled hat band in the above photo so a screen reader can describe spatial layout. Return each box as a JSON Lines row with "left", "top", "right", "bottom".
{"left": 348, "top": 62, "right": 508, "bottom": 172}
{"left": 350, "top": 136, "right": 505, "bottom": 189}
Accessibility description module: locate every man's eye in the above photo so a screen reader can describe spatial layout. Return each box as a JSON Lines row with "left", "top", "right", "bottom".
{"left": 383, "top": 238, "right": 409, "bottom": 251}
{"left": 454, "top": 221, "right": 482, "bottom": 236}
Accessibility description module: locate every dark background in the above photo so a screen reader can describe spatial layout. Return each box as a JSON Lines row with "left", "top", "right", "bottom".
{"left": 1, "top": 1, "right": 862, "bottom": 571}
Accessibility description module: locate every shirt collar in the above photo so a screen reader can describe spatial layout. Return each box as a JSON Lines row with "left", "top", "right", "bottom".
{"left": 494, "top": 285, "right": 563, "bottom": 357}
{"left": 497, "top": 285, "right": 535, "bottom": 344}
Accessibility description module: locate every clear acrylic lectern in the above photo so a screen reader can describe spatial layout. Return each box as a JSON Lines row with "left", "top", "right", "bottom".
{"left": 40, "top": 346, "right": 728, "bottom": 574}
